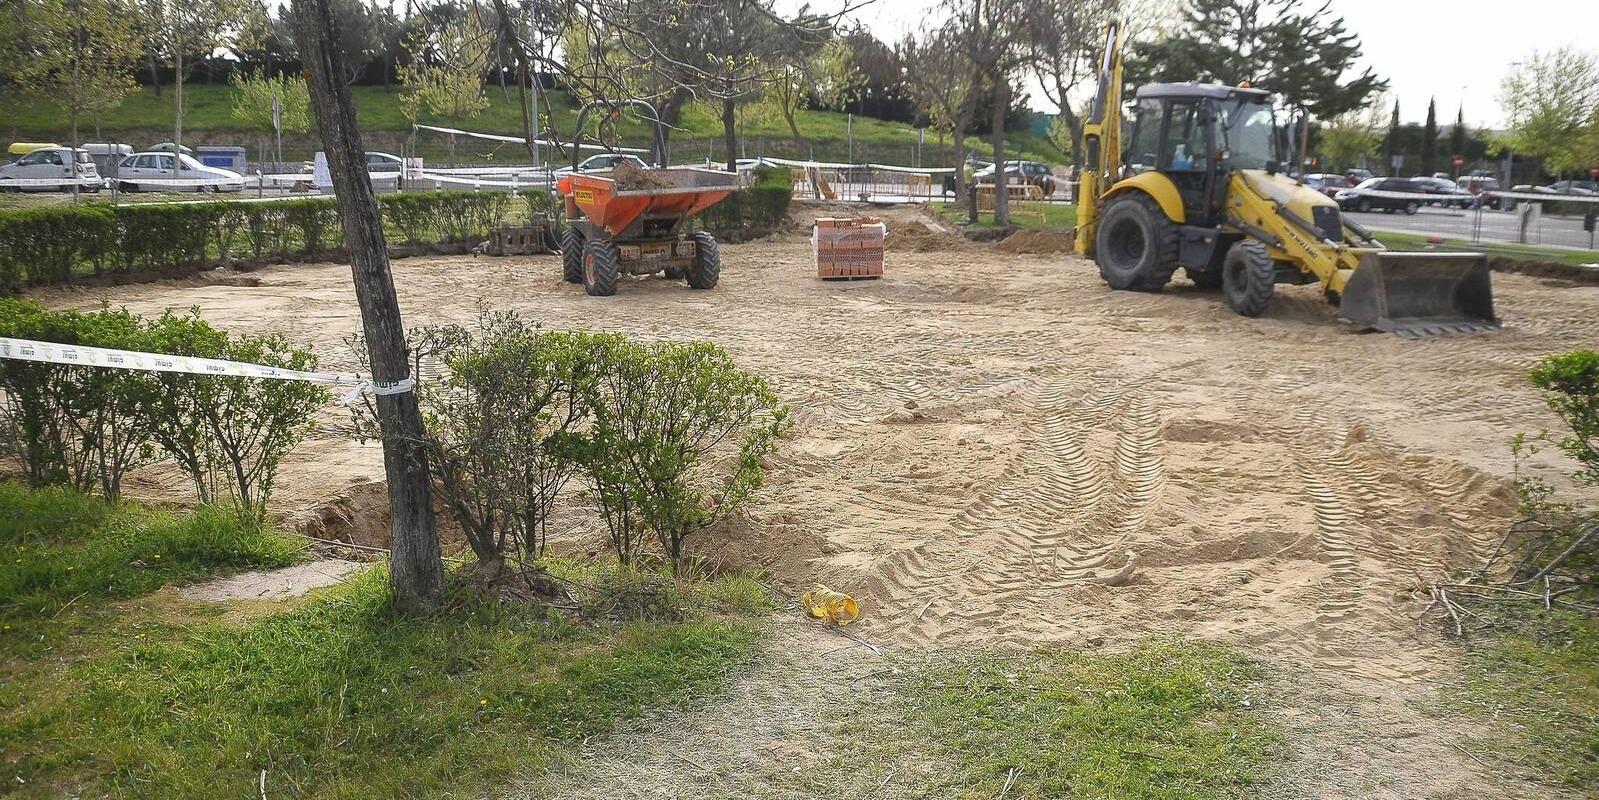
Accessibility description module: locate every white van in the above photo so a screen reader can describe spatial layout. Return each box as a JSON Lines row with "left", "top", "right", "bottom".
{"left": 0, "top": 146, "right": 101, "bottom": 192}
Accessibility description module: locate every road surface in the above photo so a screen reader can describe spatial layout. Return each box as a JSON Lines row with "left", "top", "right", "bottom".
{"left": 1348, "top": 206, "right": 1598, "bottom": 252}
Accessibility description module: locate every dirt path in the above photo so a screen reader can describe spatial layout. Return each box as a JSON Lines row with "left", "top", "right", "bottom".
{"left": 35, "top": 203, "right": 1599, "bottom": 796}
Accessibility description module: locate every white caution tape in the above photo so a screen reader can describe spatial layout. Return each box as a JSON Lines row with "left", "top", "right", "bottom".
{"left": 413, "top": 123, "right": 649, "bottom": 154}
{"left": 1483, "top": 190, "right": 1599, "bottom": 205}
{"left": 761, "top": 156, "right": 957, "bottom": 174}
{"left": 0, "top": 337, "right": 411, "bottom": 405}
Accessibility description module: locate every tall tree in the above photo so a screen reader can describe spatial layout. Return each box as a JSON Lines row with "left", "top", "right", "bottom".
{"left": 138, "top": 0, "right": 250, "bottom": 153}
{"left": 291, "top": 0, "right": 443, "bottom": 613}
{"left": 948, "top": 0, "right": 1027, "bottom": 226}
{"left": 1420, "top": 97, "right": 1437, "bottom": 175}
{"left": 1129, "top": 0, "right": 1385, "bottom": 120}
{"left": 1451, "top": 104, "right": 1467, "bottom": 173}
{"left": 1382, "top": 99, "right": 1399, "bottom": 176}
{"left": 399, "top": 7, "right": 494, "bottom": 124}
{"left": 1019, "top": 0, "right": 1116, "bottom": 169}
{"left": 1319, "top": 96, "right": 1386, "bottom": 172}
{"left": 1497, "top": 47, "right": 1599, "bottom": 175}
{"left": 12, "top": 0, "right": 142, "bottom": 152}
{"left": 902, "top": 22, "right": 981, "bottom": 213}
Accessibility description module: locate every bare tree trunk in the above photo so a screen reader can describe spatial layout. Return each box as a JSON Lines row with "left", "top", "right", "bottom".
{"left": 954, "top": 109, "right": 976, "bottom": 224}
{"left": 488, "top": 0, "right": 536, "bottom": 163}
{"left": 292, "top": 0, "right": 443, "bottom": 614}
{"left": 174, "top": 47, "right": 184, "bottom": 155}
{"left": 991, "top": 79, "right": 1009, "bottom": 226}
{"left": 659, "top": 86, "right": 692, "bottom": 153}
{"left": 722, "top": 93, "right": 737, "bottom": 173}
{"left": 147, "top": 51, "right": 162, "bottom": 96}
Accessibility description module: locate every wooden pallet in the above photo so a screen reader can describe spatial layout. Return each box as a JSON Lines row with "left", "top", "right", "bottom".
{"left": 488, "top": 218, "right": 555, "bottom": 256}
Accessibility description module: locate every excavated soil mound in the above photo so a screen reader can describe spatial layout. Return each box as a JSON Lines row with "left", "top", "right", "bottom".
{"left": 994, "top": 228, "right": 1077, "bottom": 254}
{"left": 611, "top": 161, "right": 676, "bottom": 190}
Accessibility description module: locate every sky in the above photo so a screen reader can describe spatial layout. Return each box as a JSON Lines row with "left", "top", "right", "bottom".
{"left": 805, "top": 0, "right": 1598, "bottom": 128}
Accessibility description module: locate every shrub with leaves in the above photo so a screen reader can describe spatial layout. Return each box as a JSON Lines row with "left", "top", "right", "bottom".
{"left": 148, "top": 323, "right": 329, "bottom": 526}
{"left": 0, "top": 299, "right": 326, "bottom": 522}
{"left": 354, "top": 314, "right": 595, "bottom": 572}
{"left": 0, "top": 299, "right": 160, "bottom": 499}
{"left": 1530, "top": 349, "right": 1599, "bottom": 487}
{"left": 573, "top": 339, "right": 790, "bottom": 569}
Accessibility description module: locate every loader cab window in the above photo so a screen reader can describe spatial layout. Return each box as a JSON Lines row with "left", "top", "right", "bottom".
{"left": 1216, "top": 99, "right": 1277, "bottom": 170}
{"left": 1163, "top": 101, "right": 1209, "bottom": 172}
{"left": 1125, "top": 98, "right": 1163, "bottom": 174}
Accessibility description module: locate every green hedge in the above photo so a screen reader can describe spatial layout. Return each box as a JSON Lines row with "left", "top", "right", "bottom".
{"left": 0, "top": 191, "right": 514, "bottom": 293}
{"left": 696, "top": 166, "right": 793, "bottom": 239}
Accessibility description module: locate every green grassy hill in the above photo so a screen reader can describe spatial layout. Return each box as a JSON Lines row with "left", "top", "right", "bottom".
{"left": 1, "top": 84, "right": 1067, "bottom": 167}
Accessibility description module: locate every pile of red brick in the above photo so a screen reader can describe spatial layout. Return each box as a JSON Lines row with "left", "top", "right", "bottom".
{"left": 812, "top": 217, "right": 886, "bottom": 280}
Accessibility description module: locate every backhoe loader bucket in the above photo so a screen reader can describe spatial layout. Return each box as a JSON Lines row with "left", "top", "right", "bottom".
{"left": 1338, "top": 251, "right": 1498, "bottom": 337}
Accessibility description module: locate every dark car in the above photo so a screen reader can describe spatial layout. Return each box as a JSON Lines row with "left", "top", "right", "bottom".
{"left": 973, "top": 160, "right": 1058, "bottom": 196}
{"left": 1303, "top": 173, "right": 1351, "bottom": 199}
{"left": 1335, "top": 177, "right": 1425, "bottom": 214}
{"left": 1411, "top": 177, "right": 1477, "bottom": 209}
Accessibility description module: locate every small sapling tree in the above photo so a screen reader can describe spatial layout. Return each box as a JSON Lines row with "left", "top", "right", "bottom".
{"left": 353, "top": 314, "right": 595, "bottom": 579}
{"left": 575, "top": 339, "right": 790, "bottom": 569}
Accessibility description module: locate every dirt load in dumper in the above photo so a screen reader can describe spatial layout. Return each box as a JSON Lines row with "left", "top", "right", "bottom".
{"left": 557, "top": 99, "right": 740, "bottom": 297}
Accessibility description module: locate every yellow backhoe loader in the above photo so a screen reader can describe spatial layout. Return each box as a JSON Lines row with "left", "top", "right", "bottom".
{"left": 1074, "top": 23, "right": 1497, "bottom": 336}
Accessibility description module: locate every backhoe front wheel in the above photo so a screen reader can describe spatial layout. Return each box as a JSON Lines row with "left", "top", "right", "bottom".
{"left": 582, "top": 238, "right": 620, "bottom": 296}
{"left": 1093, "top": 194, "right": 1177, "bottom": 291}
{"left": 1222, "top": 239, "right": 1274, "bottom": 317}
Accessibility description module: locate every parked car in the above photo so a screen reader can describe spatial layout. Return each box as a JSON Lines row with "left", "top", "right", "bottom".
{"left": 114, "top": 151, "right": 245, "bottom": 192}
{"left": 1411, "top": 177, "right": 1477, "bottom": 209}
{"left": 0, "top": 146, "right": 100, "bottom": 192}
{"left": 554, "top": 152, "right": 649, "bottom": 178}
{"left": 364, "top": 151, "right": 404, "bottom": 173}
{"left": 1344, "top": 168, "right": 1374, "bottom": 184}
{"left": 1546, "top": 179, "right": 1599, "bottom": 195}
{"left": 1303, "top": 173, "right": 1352, "bottom": 199}
{"left": 1336, "top": 177, "right": 1425, "bottom": 214}
{"left": 973, "top": 160, "right": 1059, "bottom": 196}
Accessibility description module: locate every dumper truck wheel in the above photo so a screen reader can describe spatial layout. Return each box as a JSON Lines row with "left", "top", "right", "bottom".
{"left": 1094, "top": 194, "right": 1177, "bottom": 291}
{"left": 687, "top": 231, "right": 720, "bottom": 289}
{"left": 1222, "top": 239, "right": 1274, "bottom": 317}
{"left": 561, "top": 228, "right": 585, "bottom": 283}
{"left": 582, "top": 238, "right": 620, "bottom": 297}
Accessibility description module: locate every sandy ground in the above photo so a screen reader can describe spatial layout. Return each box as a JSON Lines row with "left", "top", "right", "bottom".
{"left": 33, "top": 202, "right": 1599, "bottom": 798}
{"left": 177, "top": 560, "right": 366, "bottom": 602}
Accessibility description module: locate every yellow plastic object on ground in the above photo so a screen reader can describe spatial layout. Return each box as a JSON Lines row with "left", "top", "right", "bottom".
{"left": 801, "top": 584, "right": 860, "bottom": 625}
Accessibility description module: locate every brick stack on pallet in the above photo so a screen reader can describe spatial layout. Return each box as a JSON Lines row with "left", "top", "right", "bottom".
{"left": 812, "top": 217, "right": 887, "bottom": 280}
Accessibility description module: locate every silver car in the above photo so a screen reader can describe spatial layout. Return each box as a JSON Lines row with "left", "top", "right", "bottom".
{"left": 114, "top": 152, "right": 246, "bottom": 193}
{"left": 0, "top": 147, "right": 101, "bottom": 192}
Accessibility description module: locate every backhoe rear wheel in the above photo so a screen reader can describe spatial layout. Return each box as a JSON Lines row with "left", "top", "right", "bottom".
{"left": 1094, "top": 194, "right": 1177, "bottom": 291}
{"left": 561, "top": 228, "right": 585, "bottom": 283}
{"left": 1222, "top": 239, "right": 1274, "bottom": 317}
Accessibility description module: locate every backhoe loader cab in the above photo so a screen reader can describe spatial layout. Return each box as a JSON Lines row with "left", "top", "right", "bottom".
{"left": 1075, "top": 22, "right": 1496, "bottom": 336}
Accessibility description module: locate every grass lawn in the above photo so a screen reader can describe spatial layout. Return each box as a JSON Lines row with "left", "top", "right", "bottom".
{"left": 931, "top": 199, "right": 1077, "bottom": 233}
{"left": 1435, "top": 617, "right": 1599, "bottom": 793}
{"left": 2, "top": 84, "right": 1067, "bottom": 166}
{"left": 0, "top": 481, "right": 772, "bottom": 799}
{"left": 1375, "top": 229, "right": 1599, "bottom": 268}
{"left": 832, "top": 640, "right": 1284, "bottom": 798}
